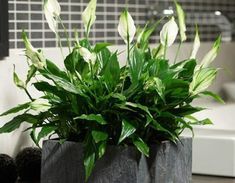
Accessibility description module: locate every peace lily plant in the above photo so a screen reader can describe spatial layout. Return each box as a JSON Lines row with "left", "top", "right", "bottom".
{"left": 0, "top": 0, "right": 223, "bottom": 181}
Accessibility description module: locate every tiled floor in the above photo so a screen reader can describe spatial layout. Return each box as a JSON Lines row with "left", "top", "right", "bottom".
{"left": 193, "top": 175, "right": 235, "bottom": 183}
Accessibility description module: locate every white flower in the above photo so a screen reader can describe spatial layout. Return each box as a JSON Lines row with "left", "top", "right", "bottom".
{"left": 190, "top": 26, "right": 200, "bottom": 59}
{"left": 118, "top": 10, "right": 136, "bottom": 44}
{"left": 79, "top": 47, "right": 96, "bottom": 64}
{"left": 30, "top": 98, "right": 51, "bottom": 112}
{"left": 175, "top": 0, "right": 187, "bottom": 42}
{"left": 82, "top": 0, "right": 97, "bottom": 35}
{"left": 43, "top": 0, "right": 61, "bottom": 33}
{"left": 160, "top": 17, "right": 179, "bottom": 47}
{"left": 22, "top": 32, "right": 46, "bottom": 69}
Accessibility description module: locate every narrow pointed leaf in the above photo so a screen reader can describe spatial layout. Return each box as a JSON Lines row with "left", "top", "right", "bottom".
{"left": 0, "top": 102, "right": 31, "bottom": 116}
{"left": 190, "top": 25, "right": 200, "bottom": 59}
{"left": 132, "top": 136, "right": 149, "bottom": 157}
{"left": 0, "top": 114, "right": 37, "bottom": 134}
{"left": 37, "top": 126, "right": 57, "bottom": 143}
{"left": 200, "top": 36, "right": 221, "bottom": 68}
{"left": 201, "top": 91, "right": 225, "bottom": 104}
{"left": 118, "top": 119, "right": 136, "bottom": 144}
{"left": 75, "top": 114, "right": 107, "bottom": 125}
{"left": 175, "top": 0, "right": 187, "bottom": 42}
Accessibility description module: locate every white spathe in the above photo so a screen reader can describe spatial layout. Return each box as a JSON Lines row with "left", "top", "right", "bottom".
{"left": 175, "top": 1, "right": 187, "bottom": 42}
{"left": 22, "top": 32, "right": 46, "bottom": 69}
{"left": 190, "top": 27, "right": 200, "bottom": 59}
{"left": 79, "top": 47, "right": 96, "bottom": 64}
{"left": 118, "top": 10, "right": 136, "bottom": 44}
{"left": 160, "top": 17, "right": 179, "bottom": 47}
{"left": 82, "top": 0, "right": 97, "bottom": 35}
{"left": 43, "top": 0, "right": 61, "bottom": 33}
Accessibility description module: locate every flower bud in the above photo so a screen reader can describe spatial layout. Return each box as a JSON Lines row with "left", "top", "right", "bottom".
{"left": 82, "top": 0, "right": 97, "bottom": 36}
{"left": 118, "top": 10, "right": 136, "bottom": 44}
{"left": 43, "top": 0, "right": 61, "bottom": 33}
{"left": 160, "top": 17, "right": 179, "bottom": 47}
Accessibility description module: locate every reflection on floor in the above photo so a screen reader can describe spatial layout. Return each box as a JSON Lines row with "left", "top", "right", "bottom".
{"left": 193, "top": 175, "right": 235, "bottom": 183}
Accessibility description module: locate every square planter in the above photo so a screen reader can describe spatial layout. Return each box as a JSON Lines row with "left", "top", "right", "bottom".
{"left": 148, "top": 138, "right": 192, "bottom": 183}
{"left": 41, "top": 138, "right": 192, "bottom": 183}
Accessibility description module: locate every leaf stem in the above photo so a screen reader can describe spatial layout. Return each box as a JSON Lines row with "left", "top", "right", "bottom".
{"left": 58, "top": 16, "right": 71, "bottom": 53}
{"left": 121, "top": 36, "right": 130, "bottom": 93}
{"left": 24, "top": 88, "right": 34, "bottom": 101}
{"left": 174, "top": 42, "right": 182, "bottom": 64}
{"left": 56, "top": 32, "right": 65, "bottom": 60}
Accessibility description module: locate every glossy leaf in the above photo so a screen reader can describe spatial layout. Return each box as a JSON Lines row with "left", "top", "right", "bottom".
{"left": 129, "top": 48, "right": 144, "bottom": 83}
{"left": 118, "top": 119, "right": 136, "bottom": 144}
{"left": 0, "top": 114, "right": 37, "bottom": 133}
{"left": 91, "top": 130, "right": 108, "bottom": 143}
{"left": 37, "top": 126, "right": 57, "bottom": 143}
{"left": 189, "top": 68, "right": 218, "bottom": 95}
{"left": 103, "top": 53, "right": 120, "bottom": 90}
{"left": 94, "top": 43, "right": 112, "bottom": 53}
{"left": 0, "top": 102, "right": 31, "bottom": 116}
{"left": 84, "top": 136, "right": 96, "bottom": 182}
{"left": 75, "top": 114, "right": 107, "bottom": 125}
{"left": 132, "top": 136, "right": 149, "bottom": 157}
{"left": 201, "top": 91, "right": 225, "bottom": 104}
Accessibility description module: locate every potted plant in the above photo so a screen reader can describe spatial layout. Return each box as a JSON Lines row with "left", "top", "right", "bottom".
{"left": 0, "top": 0, "right": 223, "bottom": 182}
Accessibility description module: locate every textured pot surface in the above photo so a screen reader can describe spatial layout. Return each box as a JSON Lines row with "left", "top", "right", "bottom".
{"left": 41, "top": 138, "right": 192, "bottom": 183}
{"left": 149, "top": 138, "right": 192, "bottom": 183}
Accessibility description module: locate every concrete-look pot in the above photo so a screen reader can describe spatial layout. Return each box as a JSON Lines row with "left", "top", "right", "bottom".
{"left": 41, "top": 138, "right": 192, "bottom": 183}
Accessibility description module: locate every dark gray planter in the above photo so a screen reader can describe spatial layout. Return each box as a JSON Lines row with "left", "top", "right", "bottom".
{"left": 148, "top": 138, "right": 192, "bottom": 183}
{"left": 41, "top": 138, "right": 192, "bottom": 183}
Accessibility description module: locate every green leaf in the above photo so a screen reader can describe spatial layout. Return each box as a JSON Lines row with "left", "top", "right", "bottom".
{"left": 33, "top": 81, "right": 66, "bottom": 99}
{"left": 137, "top": 20, "right": 162, "bottom": 50}
{"left": 102, "top": 53, "right": 120, "bottom": 90}
{"left": 144, "top": 77, "right": 165, "bottom": 102}
{"left": 201, "top": 91, "right": 225, "bottom": 104}
{"left": 37, "top": 126, "right": 57, "bottom": 143}
{"left": 0, "top": 114, "right": 37, "bottom": 133}
{"left": 75, "top": 114, "right": 107, "bottom": 125}
{"left": 42, "top": 73, "right": 82, "bottom": 95}
{"left": 0, "top": 102, "right": 31, "bottom": 116}
{"left": 189, "top": 68, "right": 218, "bottom": 95}
{"left": 190, "top": 118, "right": 213, "bottom": 125}
{"left": 13, "top": 66, "right": 26, "bottom": 89}
{"left": 125, "top": 102, "right": 153, "bottom": 118}
{"left": 118, "top": 119, "right": 136, "bottom": 144}
{"left": 151, "top": 119, "right": 176, "bottom": 139}
{"left": 129, "top": 48, "right": 144, "bottom": 83}
{"left": 99, "top": 47, "right": 111, "bottom": 68}
{"left": 64, "top": 49, "right": 81, "bottom": 73}
{"left": 94, "top": 42, "right": 112, "bottom": 53}
{"left": 91, "top": 130, "right": 108, "bottom": 143}
{"left": 97, "top": 141, "right": 106, "bottom": 159}
{"left": 26, "top": 65, "right": 37, "bottom": 84}
{"left": 45, "top": 59, "right": 69, "bottom": 80}
{"left": 200, "top": 36, "right": 221, "bottom": 69}
{"left": 30, "top": 128, "right": 39, "bottom": 146}
{"left": 170, "top": 105, "right": 204, "bottom": 117}
{"left": 84, "top": 135, "right": 96, "bottom": 181}
{"left": 174, "top": 0, "right": 187, "bottom": 42}
{"left": 132, "top": 136, "right": 149, "bottom": 157}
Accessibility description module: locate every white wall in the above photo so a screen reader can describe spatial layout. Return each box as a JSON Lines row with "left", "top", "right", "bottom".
{"left": 0, "top": 42, "right": 235, "bottom": 156}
